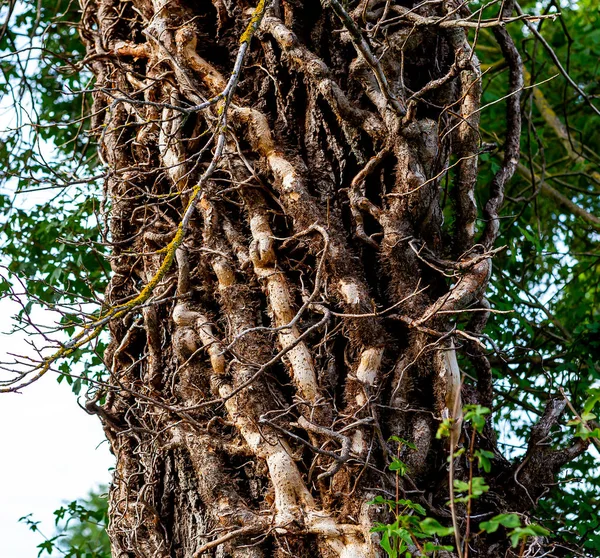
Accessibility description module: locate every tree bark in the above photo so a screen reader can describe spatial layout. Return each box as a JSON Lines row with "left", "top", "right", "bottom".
{"left": 79, "top": 0, "right": 587, "bottom": 556}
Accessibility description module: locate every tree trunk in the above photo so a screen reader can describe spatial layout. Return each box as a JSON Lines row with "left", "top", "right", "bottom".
{"left": 80, "top": 0, "right": 587, "bottom": 556}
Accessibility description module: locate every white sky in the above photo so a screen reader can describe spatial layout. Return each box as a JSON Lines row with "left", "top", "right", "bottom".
{"left": 0, "top": 2, "right": 592, "bottom": 552}
{"left": 0, "top": 297, "right": 114, "bottom": 557}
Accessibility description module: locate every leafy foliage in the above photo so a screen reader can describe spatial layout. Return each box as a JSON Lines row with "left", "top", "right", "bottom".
{"left": 1, "top": 0, "right": 599, "bottom": 555}
{"left": 0, "top": 0, "right": 108, "bottom": 386}
{"left": 20, "top": 487, "right": 110, "bottom": 557}
{"left": 369, "top": 495, "right": 455, "bottom": 557}
{"left": 467, "top": 0, "right": 600, "bottom": 551}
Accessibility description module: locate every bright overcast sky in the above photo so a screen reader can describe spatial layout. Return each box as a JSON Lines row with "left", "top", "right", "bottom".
{"left": 0, "top": 297, "right": 114, "bottom": 557}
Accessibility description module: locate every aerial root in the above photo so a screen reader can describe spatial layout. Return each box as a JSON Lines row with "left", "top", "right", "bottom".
{"left": 261, "top": 15, "right": 386, "bottom": 140}
{"left": 172, "top": 247, "right": 226, "bottom": 377}
{"left": 245, "top": 191, "right": 322, "bottom": 404}
{"left": 295, "top": 416, "right": 351, "bottom": 480}
{"left": 347, "top": 148, "right": 389, "bottom": 247}
{"left": 438, "top": 339, "right": 463, "bottom": 447}
{"left": 447, "top": 27, "right": 482, "bottom": 253}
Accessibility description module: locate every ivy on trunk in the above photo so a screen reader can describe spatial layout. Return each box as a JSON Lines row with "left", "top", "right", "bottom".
{"left": 2, "top": 0, "right": 599, "bottom": 557}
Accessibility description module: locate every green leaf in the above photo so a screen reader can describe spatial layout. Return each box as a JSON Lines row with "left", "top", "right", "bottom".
{"left": 463, "top": 405, "right": 491, "bottom": 433}
{"left": 72, "top": 378, "right": 82, "bottom": 396}
{"left": 448, "top": 448, "right": 465, "bottom": 462}
{"left": 368, "top": 496, "right": 403, "bottom": 512}
{"left": 419, "top": 517, "right": 455, "bottom": 537}
{"left": 470, "top": 477, "right": 490, "bottom": 498}
{"left": 397, "top": 499, "right": 426, "bottom": 516}
{"left": 583, "top": 389, "right": 600, "bottom": 415}
{"left": 579, "top": 427, "right": 600, "bottom": 440}
{"left": 370, "top": 522, "right": 390, "bottom": 533}
{"left": 452, "top": 477, "right": 489, "bottom": 503}
{"left": 508, "top": 524, "right": 550, "bottom": 548}
{"left": 389, "top": 458, "right": 407, "bottom": 476}
{"left": 436, "top": 418, "right": 454, "bottom": 439}
{"left": 388, "top": 436, "right": 417, "bottom": 450}
{"left": 474, "top": 449, "right": 495, "bottom": 473}
{"left": 380, "top": 530, "right": 397, "bottom": 558}
{"left": 480, "top": 513, "right": 521, "bottom": 534}
{"left": 393, "top": 527, "right": 413, "bottom": 547}
{"left": 36, "top": 539, "right": 56, "bottom": 556}
{"left": 453, "top": 479, "right": 470, "bottom": 493}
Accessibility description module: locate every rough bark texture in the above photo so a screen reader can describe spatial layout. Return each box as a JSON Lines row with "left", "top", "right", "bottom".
{"left": 79, "top": 0, "right": 587, "bottom": 556}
